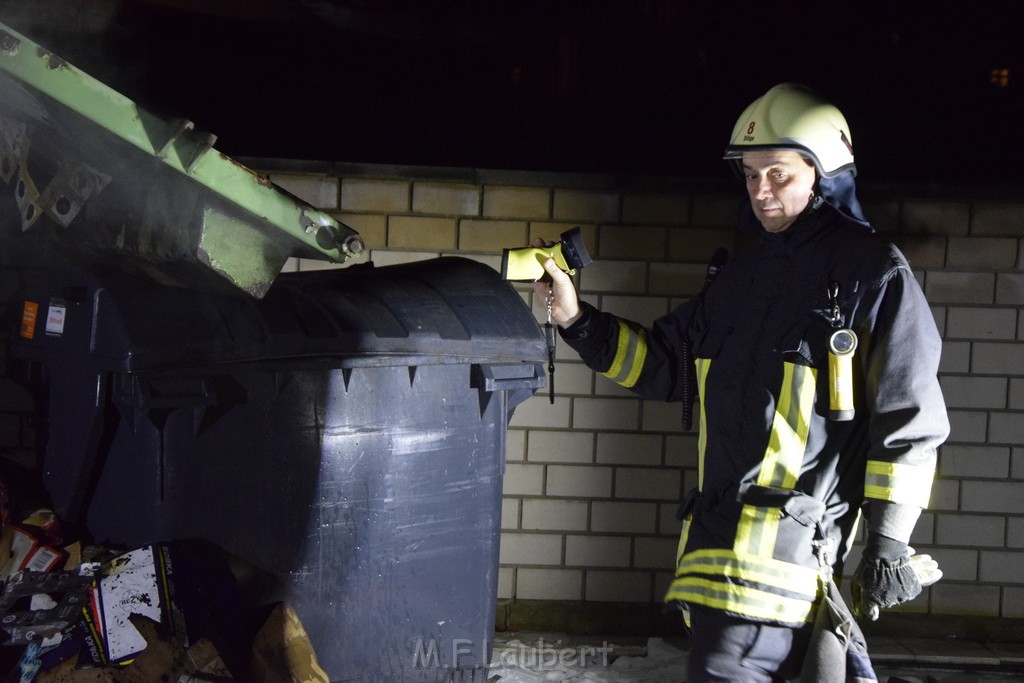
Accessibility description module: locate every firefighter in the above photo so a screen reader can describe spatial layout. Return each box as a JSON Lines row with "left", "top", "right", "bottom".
{"left": 535, "top": 83, "right": 949, "bottom": 681}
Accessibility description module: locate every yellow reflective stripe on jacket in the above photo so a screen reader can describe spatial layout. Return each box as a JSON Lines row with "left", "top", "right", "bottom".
{"left": 664, "top": 575, "right": 817, "bottom": 624}
{"left": 676, "top": 517, "right": 691, "bottom": 566}
{"left": 695, "top": 357, "right": 711, "bottom": 491}
{"left": 676, "top": 548, "right": 820, "bottom": 598}
{"left": 666, "top": 548, "right": 820, "bottom": 623}
{"left": 735, "top": 362, "right": 817, "bottom": 556}
{"left": 864, "top": 460, "right": 933, "bottom": 507}
{"left": 600, "top": 320, "right": 647, "bottom": 388}
{"left": 759, "top": 363, "right": 817, "bottom": 490}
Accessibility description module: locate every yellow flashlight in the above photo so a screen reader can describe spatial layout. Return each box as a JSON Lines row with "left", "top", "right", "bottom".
{"left": 828, "top": 328, "right": 858, "bottom": 421}
{"left": 500, "top": 227, "right": 592, "bottom": 282}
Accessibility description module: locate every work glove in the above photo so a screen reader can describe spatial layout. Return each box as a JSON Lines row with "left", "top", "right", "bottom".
{"left": 851, "top": 533, "right": 942, "bottom": 621}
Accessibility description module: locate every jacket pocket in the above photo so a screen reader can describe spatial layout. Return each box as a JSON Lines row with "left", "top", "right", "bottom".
{"left": 779, "top": 319, "right": 826, "bottom": 367}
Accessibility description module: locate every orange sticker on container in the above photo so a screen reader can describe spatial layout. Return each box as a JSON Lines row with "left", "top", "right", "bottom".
{"left": 20, "top": 300, "right": 38, "bottom": 339}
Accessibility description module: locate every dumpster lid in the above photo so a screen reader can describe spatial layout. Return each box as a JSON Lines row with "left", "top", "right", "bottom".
{"left": 17, "top": 257, "right": 549, "bottom": 373}
{"left": 0, "top": 21, "right": 362, "bottom": 298}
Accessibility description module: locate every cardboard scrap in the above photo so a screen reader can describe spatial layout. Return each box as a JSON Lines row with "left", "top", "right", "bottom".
{"left": 1, "top": 542, "right": 331, "bottom": 682}
{"left": 78, "top": 544, "right": 193, "bottom": 668}
{"left": 250, "top": 603, "right": 328, "bottom": 683}
{"left": 0, "top": 507, "right": 76, "bottom": 584}
{"left": 0, "top": 525, "right": 68, "bottom": 582}
{"left": 0, "top": 564, "right": 97, "bottom": 646}
{"left": 88, "top": 546, "right": 167, "bottom": 665}
{"left": 20, "top": 510, "right": 66, "bottom": 549}
{"left": 186, "top": 637, "right": 234, "bottom": 680}
{"left": 36, "top": 615, "right": 184, "bottom": 682}
{"left": 117, "top": 614, "right": 187, "bottom": 682}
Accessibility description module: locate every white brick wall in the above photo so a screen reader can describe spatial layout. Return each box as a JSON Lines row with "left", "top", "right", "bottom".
{"left": 1006, "top": 517, "right": 1024, "bottom": 547}
{"left": 931, "top": 547, "right": 980, "bottom": 581}
{"left": 521, "top": 499, "right": 589, "bottom": 531}
{"left": 999, "top": 587, "right": 1024, "bottom": 618}
{"left": 947, "top": 410, "right": 988, "bottom": 443}
{"left": 500, "top": 533, "right": 563, "bottom": 566}
{"left": 517, "top": 568, "right": 582, "bottom": 600}
{"left": 939, "top": 341, "right": 971, "bottom": 373}
{"left": 939, "top": 376, "right": 1007, "bottom": 409}
{"left": 939, "top": 445, "right": 1011, "bottom": 478}
{"left": 961, "top": 482, "right": 1024, "bottom": 514}
{"left": 565, "top": 535, "right": 631, "bottom": 567}
{"left": 931, "top": 584, "right": 1001, "bottom": 616}
{"left": 591, "top": 501, "right": 658, "bottom": 534}
{"left": 268, "top": 173, "right": 339, "bottom": 208}
{"left": 571, "top": 397, "right": 641, "bottom": 431}
{"left": 615, "top": 467, "right": 681, "bottom": 501}
{"left": 586, "top": 570, "right": 652, "bottom": 602}
{"left": 249, "top": 163, "right": 1024, "bottom": 620}
{"left": 596, "top": 433, "right": 663, "bottom": 465}
{"left": 936, "top": 514, "right": 1006, "bottom": 547}
{"left": 991, "top": 414, "right": 1024, "bottom": 444}
{"left": 504, "top": 463, "right": 545, "bottom": 496}
{"left": 926, "top": 271, "right": 995, "bottom": 304}
{"left": 947, "top": 307, "right": 1018, "bottom": 339}
{"left": 546, "top": 465, "right": 613, "bottom": 498}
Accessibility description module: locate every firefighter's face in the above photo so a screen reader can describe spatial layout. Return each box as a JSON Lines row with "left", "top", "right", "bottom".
{"left": 741, "top": 150, "right": 817, "bottom": 233}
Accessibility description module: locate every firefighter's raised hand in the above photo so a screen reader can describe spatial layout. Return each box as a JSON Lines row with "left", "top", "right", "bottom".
{"left": 531, "top": 238, "right": 582, "bottom": 327}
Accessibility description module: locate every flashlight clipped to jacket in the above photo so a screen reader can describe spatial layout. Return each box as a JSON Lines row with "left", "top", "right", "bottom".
{"left": 826, "top": 281, "right": 857, "bottom": 421}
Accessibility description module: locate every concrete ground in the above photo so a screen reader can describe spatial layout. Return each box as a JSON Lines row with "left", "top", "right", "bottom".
{"left": 871, "top": 636, "right": 1024, "bottom": 682}
{"left": 491, "top": 631, "right": 1024, "bottom": 682}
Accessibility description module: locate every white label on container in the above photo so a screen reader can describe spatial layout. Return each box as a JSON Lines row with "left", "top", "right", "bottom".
{"left": 45, "top": 301, "right": 66, "bottom": 335}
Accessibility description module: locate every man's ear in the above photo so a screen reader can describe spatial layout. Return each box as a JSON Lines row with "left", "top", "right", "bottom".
{"left": 809, "top": 177, "right": 825, "bottom": 211}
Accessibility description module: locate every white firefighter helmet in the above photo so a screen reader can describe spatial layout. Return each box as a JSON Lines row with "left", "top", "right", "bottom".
{"left": 724, "top": 83, "right": 856, "bottom": 178}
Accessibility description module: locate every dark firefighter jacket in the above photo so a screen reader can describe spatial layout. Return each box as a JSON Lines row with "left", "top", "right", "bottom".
{"left": 560, "top": 191, "right": 949, "bottom": 627}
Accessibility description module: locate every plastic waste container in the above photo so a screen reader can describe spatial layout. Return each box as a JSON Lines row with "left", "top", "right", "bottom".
{"left": 1, "top": 19, "right": 548, "bottom": 680}
{"left": 13, "top": 257, "right": 547, "bottom": 681}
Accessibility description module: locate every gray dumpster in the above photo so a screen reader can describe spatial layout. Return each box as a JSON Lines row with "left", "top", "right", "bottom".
{"left": 13, "top": 257, "right": 546, "bottom": 680}
{"left": 1, "top": 19, "right": 547, "bottom": 681}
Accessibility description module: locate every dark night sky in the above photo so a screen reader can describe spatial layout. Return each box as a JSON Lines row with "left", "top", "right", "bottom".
{"left": 3, "top": 0, "right": 1023, "bottom": 186}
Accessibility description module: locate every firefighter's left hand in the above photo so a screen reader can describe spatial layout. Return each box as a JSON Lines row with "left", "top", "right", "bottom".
{"left": 851, "top": 548, "right": 940, "bottom": 621}
{"left": 907, "top": 549, "right": 942, "bottom": 587}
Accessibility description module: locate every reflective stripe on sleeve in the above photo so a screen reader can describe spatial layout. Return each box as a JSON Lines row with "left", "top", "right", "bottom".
{"left": 600, "top": 320, "right": 648, "bottom": 388}
{"left": 864, "top": 460, "right": 933, "bottom": 507}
